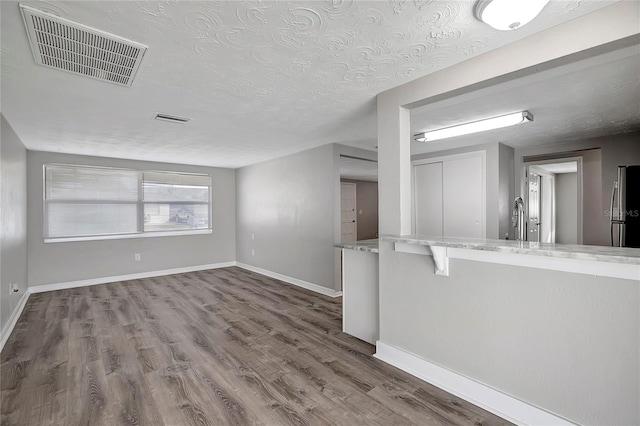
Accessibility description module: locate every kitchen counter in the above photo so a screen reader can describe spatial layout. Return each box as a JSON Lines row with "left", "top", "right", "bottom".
{"left": 381, "top": 235, "right": 640, "bottom": 281}
{"left": 335, "top": 239, "right": 379, "bottom": 253}
{"left": 381, "top": 235, "right": 640, "bottom": 265}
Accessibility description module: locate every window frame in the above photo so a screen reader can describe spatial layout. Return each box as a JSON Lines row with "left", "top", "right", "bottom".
{"left": 43, "top": 163, "right": 213, "bottom": 243}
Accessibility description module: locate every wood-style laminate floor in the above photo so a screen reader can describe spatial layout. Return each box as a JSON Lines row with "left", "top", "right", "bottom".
{"left": 1, "top": 267, "right": 511, "bottom": 426}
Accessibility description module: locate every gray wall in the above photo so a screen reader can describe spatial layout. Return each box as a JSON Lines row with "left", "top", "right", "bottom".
{"left": 236, "top": 144, "right": 336, "bottom": 289}
{"left": 516, "top": 131, "right": 640, "bottom": 246}
{"left": 341, "top": 179, "right": 378, "bottom": 240}
{"left": 27, "top": 151, "right": 236, "bottom": 286}
{"left": 237, "top": 143, "right": 376, "bottom": 292}
{"left": 379, "top": 244, "right": 639, "bottom": 425}
{"left": 556, "top": 173, "right": 578, "bottom": 244}
{"left": 498, "top": 143, "right": 515, "bottom": 240}
{"left": 1, "top": 115, "right": 28, "bottom": 333}
{"left": 412, "top": 141, "right": 513, "bottom": 240}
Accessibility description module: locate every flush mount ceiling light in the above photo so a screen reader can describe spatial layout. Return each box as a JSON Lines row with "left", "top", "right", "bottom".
{"left": 474, "top": 0, "right": 550, "bottom": 31}
{"left": 414, "top": 111, "right": 533, "bottom": 142}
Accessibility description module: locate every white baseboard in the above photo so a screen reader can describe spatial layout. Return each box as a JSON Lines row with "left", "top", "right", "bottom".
{"left": 28, "top": 261, "right": 237, "bottom": 294}
{"left": 374, "top": 341, "right": 574, "bottom": 426}
{"left": 236, "top": 262, "right": 342, "bottom": 298}
{"left": 0, "top": 289, "right": 31, "bottom": 353}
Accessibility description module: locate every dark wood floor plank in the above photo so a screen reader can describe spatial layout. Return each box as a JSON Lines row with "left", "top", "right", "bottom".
{"left": 1, "top": 267, "right": 512, "bottom": 426}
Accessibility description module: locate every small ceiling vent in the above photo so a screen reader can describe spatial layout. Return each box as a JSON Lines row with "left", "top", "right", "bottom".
{"left": 155, "top": 113, "right": 191, "bottom": 124}
{"left": 20, "top": 4, "right": 147, "bottom": 87}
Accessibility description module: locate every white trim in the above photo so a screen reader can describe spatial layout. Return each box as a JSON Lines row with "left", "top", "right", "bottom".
{"left": 236, "top": 262, "right": 342, "bottom": 298}
{"left": 0, "top": 290, "right": 31, "bottom": 353}
{"left": 374, "top": 341, "right": 575, "bottom": 426}
{"left": 28, "top": 262, "right": 236, "bottom": 293}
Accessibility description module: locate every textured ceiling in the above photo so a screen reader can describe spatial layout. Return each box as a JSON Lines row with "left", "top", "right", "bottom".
{"left": 1, "top": 0, "right": 617, "bottom": 168}
{"left": 411, "top": 45, "right": 640, "bottom": 156}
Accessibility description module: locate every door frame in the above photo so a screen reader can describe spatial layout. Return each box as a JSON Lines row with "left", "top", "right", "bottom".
{"left": 411, "top": 150, "right": 486, "bottom": 238}
{"left": 526, "top": 168, "right": 556, "bottom": 243}
{"left": 523, "top": 156, "right": 583, "bottom": 244}
{"left": 340, "top": 182, "right": 357, "bottom": 243}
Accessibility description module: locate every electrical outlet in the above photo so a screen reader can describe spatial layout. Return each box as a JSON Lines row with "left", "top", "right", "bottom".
{"left": 251, "top": 249, "right": 255, "bottom": 256}
{"left": 9, "top": 283, "right": 19, "bottom": 294}
{"left": 134, "top": 253, "right": 141, "bottom": 261}
{"left": 251, "top": 233, "right": 255, "bottom": 240}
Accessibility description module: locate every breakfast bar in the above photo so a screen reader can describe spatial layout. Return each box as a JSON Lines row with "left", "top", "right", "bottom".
{"left": 376, "top": 235, "right": 639, "bottom": 425}
{"left": 338, "top": 234, "right": 639, "bottom": 424}
{"left": 382, "top": 235, "right": 640, "bottom": 280}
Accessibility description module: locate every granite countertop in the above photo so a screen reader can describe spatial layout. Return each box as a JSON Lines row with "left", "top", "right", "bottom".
{"left": 335, "top": 239, "right": 379, "bottom": 253}
{"left": 380, "top": 235, "right": 640, "bottom": 265}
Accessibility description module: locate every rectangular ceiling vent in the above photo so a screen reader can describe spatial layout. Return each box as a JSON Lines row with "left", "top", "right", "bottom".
{"left": 20, "top": 4, "right": 147, "bottom": 87}
{"left": 155, "top": 113, "right": 191, "bottom": 124}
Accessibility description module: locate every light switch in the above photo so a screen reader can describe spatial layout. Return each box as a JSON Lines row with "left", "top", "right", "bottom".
{"left": 359, "top": 209, "right": 363, "bottom": 214}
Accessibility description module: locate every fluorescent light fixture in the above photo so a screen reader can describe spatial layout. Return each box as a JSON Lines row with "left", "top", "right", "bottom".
{"left": 414, "top": 111, "right": 533, "bottom": 142}
{"left": 474, "top": 0, "right": 550, "bottom": 31}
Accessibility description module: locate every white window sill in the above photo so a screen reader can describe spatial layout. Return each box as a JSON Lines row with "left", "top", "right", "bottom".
{"left": 44, "top": 229, "right": 213, "bottom": 243}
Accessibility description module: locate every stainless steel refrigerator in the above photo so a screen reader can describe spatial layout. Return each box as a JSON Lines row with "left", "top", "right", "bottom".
{"left": 611, "top": 165, "right": 640, "bottom": 248}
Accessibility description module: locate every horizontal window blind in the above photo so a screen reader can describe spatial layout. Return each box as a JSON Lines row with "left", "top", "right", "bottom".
{"left": 142, "top": 171, "right": 211, "bottom": 232}
{"left": 45, "top": 164, "right": 139, "bottom": 201}
{"left": 44, "top": 164, "right": 212, "bottom": 240}
{"left": 47, "top": 203, "right": 138, "bottom": 238}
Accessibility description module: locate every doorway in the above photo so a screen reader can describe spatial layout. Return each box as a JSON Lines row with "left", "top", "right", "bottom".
{"left": 523, "top": 158, "right": 582, "bottom": 244}
{"left": 339, "top": 156, "right": 379, "bottom": 241}
{"left": 340, "top": 182, "right": 357, "bottom": 243}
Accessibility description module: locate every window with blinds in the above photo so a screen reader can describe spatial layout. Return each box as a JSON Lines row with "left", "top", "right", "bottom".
{"left": 142, "top": 171, "right": 211, "bottom": 233}
{"left": 44, "top": 164, "right": 212, "bottom": 241}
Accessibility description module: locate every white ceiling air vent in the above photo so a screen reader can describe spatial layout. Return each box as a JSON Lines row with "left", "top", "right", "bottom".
{"left": 20, "top": 4, "right": 147, "bottom": 87}
{"left": 155, "top": 113, "right": 191, "bottom": 124}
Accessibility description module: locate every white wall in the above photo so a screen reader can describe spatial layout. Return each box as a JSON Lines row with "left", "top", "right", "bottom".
{"left": 1, "top": 115, "right": 28, "bottom": 334}
{"left": 27, "top": 151, "right": 236, "bottom": 287}
{"left": 556, "top": 173, "right": 578, "bottom": 244}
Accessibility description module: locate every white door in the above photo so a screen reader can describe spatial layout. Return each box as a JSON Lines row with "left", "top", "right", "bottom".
{"left": 443, "top": 156, "right": 484, "bottom": 238}
{"left": 414, "top": 162, "right": 443, "bottom": 237}
{"left": 341, "top": 182, "right": 357, "bottom": 243}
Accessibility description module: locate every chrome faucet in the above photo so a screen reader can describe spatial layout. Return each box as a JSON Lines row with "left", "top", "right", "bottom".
{"left": 512, "top": 196, "right": 526, "bottom": 241}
